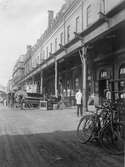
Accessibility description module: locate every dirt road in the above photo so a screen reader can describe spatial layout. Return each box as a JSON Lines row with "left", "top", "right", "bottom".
{"left": 0, "top": 106, "right": 124, "bottom": 167}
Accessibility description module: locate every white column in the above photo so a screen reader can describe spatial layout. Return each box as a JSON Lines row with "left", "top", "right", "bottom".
{"left": 55, "top": 60, "right": 58, "bottom": 97}
{"left": 82, "top": 47, "right": 87, "bottom": 112}
{"left": 40, "top": 71, "right": 43, "bottom": 94}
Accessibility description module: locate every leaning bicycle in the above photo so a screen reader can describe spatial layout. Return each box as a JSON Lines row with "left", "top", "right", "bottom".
{"left": 77, "top": 101, "right": 125, "bottom": 155}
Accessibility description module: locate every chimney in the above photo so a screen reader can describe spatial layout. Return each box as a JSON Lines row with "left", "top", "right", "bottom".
{"left": 26, "top": 45, "right": 32, "bottom": 57}
{"left": 48, "top": 10, "right": 54, "bottom": 27}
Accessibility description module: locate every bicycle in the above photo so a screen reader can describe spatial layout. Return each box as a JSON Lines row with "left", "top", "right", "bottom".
{"left": 77, "top": 101, "right": 125, "bottom": 155}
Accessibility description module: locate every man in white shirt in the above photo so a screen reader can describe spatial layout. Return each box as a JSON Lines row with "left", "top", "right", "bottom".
{"left": 75, "top": 89, "right": 83, "bottom": 117}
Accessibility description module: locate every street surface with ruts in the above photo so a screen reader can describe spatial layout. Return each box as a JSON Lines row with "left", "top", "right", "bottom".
{"left": 0, "top": 105, "right": 124, "bottom": 167}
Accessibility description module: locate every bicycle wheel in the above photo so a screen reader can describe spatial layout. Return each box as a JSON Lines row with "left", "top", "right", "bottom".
{"left": 77, "top": 114, "right": 94, "bottom": 143}
{"left": 100, "top": 122, "right": 125, "bottom": 155}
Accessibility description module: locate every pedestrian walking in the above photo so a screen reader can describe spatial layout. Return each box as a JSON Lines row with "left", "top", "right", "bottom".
{"left": 75, "top": 89, "right": 83, "bottom": 117}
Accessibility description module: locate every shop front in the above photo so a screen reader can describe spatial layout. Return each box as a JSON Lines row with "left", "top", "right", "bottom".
{"left": 87, "top": 23, "right": 125, "bottom": 120}
{"left": 58, "top": 52, "right": 82, "bottom": 107}
{"left": 42, "top": 64, "right": 55, "bottom": 98}
{"left": 25, "top": 72, "right": 41, "bottom": 94}
{"left": 119, "top": 64, "right": 125, "bottom": 98}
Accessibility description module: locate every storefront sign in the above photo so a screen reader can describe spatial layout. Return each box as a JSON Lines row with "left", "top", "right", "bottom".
{"left": 100, "top": 71, "right": 108, "bottom": 79}
{"left": 120, "top": 67, "right": 125, "bottom": 75}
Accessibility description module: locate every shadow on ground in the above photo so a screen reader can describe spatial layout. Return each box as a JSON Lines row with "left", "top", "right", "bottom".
{"left": 0, "top": 130, "right": 124, "bottom": 167}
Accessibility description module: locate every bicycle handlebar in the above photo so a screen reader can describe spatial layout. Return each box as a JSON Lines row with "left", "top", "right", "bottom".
{"left": 95, "top": 105, "right": 103, "bottom": 110}
{"left": 95, "top": 102, "right": 116, "bottom": 113}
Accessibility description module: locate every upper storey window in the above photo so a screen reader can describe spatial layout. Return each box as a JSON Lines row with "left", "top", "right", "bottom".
{"left": 46, "top": 46, "right": 49, "bottom": 58}
{"left": 60, "top": 32, "right": 63, "bottom": 45}
{"left": 100, "top": 0, "right": 106, "bottom": 14}
{"left": 50, "top": 43, "right": 53, "bottom": 53}
{"left": 55, "top": 38, "right": 57, "bottom": 52}
{"left": 43, "top": 50, "right": 45, "bottom": 60}
{"left": 40, "top": 49, "right": 43, "bottom": 62}
{"left": 86, "top": 4, "right": 92, "bottom": 27}
{"left": 67, "top": 25, "right": 70, "bottom": 42}
{"left": 76, "top": 16, "right": 80, "bottom": 33}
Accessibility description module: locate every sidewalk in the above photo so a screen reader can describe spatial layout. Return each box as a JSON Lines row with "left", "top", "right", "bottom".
{"left": 1, "top": 104, "right": 90, "bottom": 119}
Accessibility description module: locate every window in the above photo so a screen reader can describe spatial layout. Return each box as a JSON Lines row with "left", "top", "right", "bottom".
{"left": 76, "top": 16, "right": 80, "bottom": 33}
{"left": 119, "top": 64, "right": 125, "bottom": 99}
{"left": 120, "top": 66, "right": 125, "bottom": 76}
{"left": 46, "top": 47, "right": 48, "bottom": 58}
{"left": 87, "top": 5, "right": 92, "bottom": 27}
{"left": 42, "top": 50, "right": 45, "bottom": 60}
{"left": 100, "top": 70, "right": 108, "bottom": 79}
{"left": 50, "top": 43, "right": 53, "bottom": 53}
{"left": 36, "top": 55, "right": 39, "bottom": 64}
{"left": 55, "top": 38, "right": 57, "bottom": 51}
{"left": 67, "top": 25, "right": 70, "bottom": 42}
{"left": 29, "top": 59, "right": 32, "bottom": 71}
{"left": 38, "top": 54, "right": 40, "bottom": 64}
{"left": 60, "top": 32, "right": 63, "bottom": 45}
{"left": 40, "top": 49, "right": 43, "bottom": 62}
{"left": 100, "top": 0, "right": 106, "bottom": 14}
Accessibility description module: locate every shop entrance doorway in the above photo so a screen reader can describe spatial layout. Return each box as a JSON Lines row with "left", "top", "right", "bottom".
{"left": 99, "top": 79, "right": 107, "bottom": 102}
{"left": 99, "top": 69, "right": 113, "bottom": 104}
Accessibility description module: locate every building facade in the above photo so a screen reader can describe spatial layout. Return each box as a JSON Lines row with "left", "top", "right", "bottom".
{"left": 12, "top": 55, "right": 25, "bottom": 90}
{"left": 12, "top": 0, "right": 125, "bottom": 110}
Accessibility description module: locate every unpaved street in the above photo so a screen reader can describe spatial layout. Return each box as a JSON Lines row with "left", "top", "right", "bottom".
{"left": 0, "top": 106, "right": 124, "bottom": 167}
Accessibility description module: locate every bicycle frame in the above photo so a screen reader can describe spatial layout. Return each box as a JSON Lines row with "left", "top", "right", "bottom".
{"left": 91, "top": 101, "right": 119, "bottom": 140}
{"left": 77, "top": 100, "right": 125, "bottom": 154}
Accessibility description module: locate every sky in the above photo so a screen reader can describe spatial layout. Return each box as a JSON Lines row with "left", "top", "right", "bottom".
{"left": 0, "top": 0, "right": 64, "bottom": 87}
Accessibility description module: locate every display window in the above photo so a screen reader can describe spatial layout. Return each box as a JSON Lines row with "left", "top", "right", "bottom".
{"left": 98, "top": 69, "right": 113, "bottom": 103}
{"left": 119, "top": 64, "right": 125, "bottom": 99}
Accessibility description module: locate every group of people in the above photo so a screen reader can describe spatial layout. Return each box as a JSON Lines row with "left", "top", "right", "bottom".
{"left": 6, "top": 86, "right": 112, "bottom": 116}
{"left": 7, "top": 88, "right": 28, "bottom": 109}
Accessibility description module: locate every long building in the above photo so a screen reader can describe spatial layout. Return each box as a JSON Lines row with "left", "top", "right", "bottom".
{"left": 12, "top": 0, "right": 125, "bottom": 112}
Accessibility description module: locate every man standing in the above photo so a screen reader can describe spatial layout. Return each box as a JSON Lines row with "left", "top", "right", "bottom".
{"left": 75, "top": 89, "right": 83, "bottom": 117}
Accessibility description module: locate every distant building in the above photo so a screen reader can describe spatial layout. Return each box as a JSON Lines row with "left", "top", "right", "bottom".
{"left": 12, "top": 55, "right": 25, "bottom": 90}
{"left": 0, "top": 84, "right": 7, "bottom": 101}
{"left": 7, "top": 79, "right": 13, "bottom": 93}
{"left": 0, "top": 84, "right": 6, "bottom": 93}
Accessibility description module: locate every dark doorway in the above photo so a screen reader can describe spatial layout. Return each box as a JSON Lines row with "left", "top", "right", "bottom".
{"left": 99, "top": 79, "right": 107, "bottom": 103}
